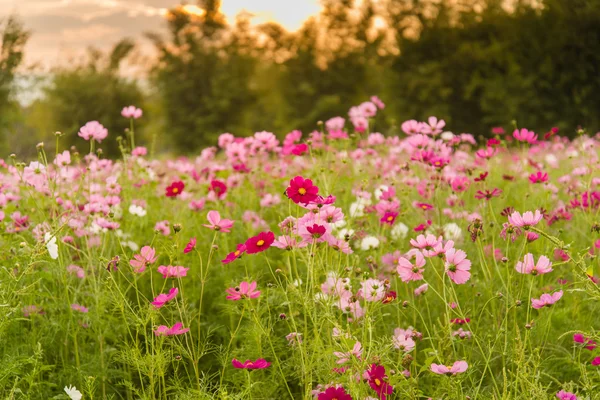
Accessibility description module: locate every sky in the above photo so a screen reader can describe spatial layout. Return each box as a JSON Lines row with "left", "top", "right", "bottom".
{"left": 0, "top": 0, "right": 322, "bottom": 68}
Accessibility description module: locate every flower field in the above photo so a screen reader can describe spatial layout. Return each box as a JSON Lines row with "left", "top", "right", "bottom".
{"left": 2, "top": 99, "right": 600, "bottom": 400}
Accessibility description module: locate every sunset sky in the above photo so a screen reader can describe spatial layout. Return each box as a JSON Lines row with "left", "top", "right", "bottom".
{"left": 0, "top": 0, "right": 322, "bottom": 67}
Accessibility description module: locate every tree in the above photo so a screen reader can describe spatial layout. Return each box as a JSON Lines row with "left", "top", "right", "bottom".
{"left": 0, "top": 16, "right": 30, "bottom": 155}
{"left": 42, "top": 39, "right": 144, "bottom": 157}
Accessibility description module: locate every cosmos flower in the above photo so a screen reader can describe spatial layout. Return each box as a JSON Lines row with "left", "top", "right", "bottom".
{"left": 231, "top": 358, "right": 271, "bottom": 369}
{"left": 531, "top": 290, "right": 563, "bottom": 309}
{"left": 515, "top": 254, "right": 553, "bottom": 275}
{"left": 245, "top": 231, "right": 275, "bottom": 254}
{"left": 203, "top": 210, "right": 234, "bottom": 232}
{"left": 154, "top": 322, "right": 190, "bottom": 336}
{"left": 151, "top": 287, "right": 178, "bottom": 308}
{"left": 430, "top": 360, "right": 468, "bottom": 375}
{"left": 226, "top": 281, "right": 260, "bottom": 301}
{"left": 166, "top": 181, "right": 185, "bottom": 197}
{"left": 286, "top": 176, "right": 319, "bottom": 205}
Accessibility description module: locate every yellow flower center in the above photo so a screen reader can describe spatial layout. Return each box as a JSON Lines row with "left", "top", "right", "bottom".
{"left": 298, "top": 188, "right": 307, "bottom": 195}
{"left": 257, "top": 240, "right": 265, "bottom": 246}
{"left": 234, "top": 250, "right": 240, "bottom": 256}
{"left": 172, "top": 188, "right": 178, "bottom": 193}
{"left": 374, "top": 378, "right": 381, "bottom": 386}
{"left": 387, "top": 216, "right": 393, "bottom": 221}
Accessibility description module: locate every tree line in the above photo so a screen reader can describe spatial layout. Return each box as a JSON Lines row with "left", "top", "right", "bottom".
{"left": 1, "top": 0, "right": 600, "bottom": 157}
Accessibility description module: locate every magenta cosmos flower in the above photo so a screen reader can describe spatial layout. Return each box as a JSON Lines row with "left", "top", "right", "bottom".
{"left": 531, "top": 290, "right": 563, "bottom": 309}
{"left": 203, "top": 210, "right": 234, "bottom": 232}
{"left": 513, "top": 128, "right": 537, "bottom": 143}
{"left": 318, "top": 386, "right": 352, "bottom": 400}
{"left": 154, "top": 322, "right": 189, "bottom": 336}
{"left": 222, "top": 243, "right": 246, "bottom": 264}
{"left": 444, "top": 248, "right": 471, "bottom": 284}
{"left": 430, "top": 360, "right": 468, "bottom": 375}
{"left": 183, "top": 237, "right": 196, "bottom": 254}
{"left": 226, "top": 281, "right": 260, "bottom": 301}
{"left": 508, "top": 210, "right": 543, "bottom": 228}
{"left": 366, "top": 364, "right": 393, "bottom": 400}
{"left": 556, "top": 390, "right": 577, "bottom": 400}
{"left": 166, "top": 181, "right": 185, "bottom": 197}
{"left": 151, "top": 287, "right": 178, "bottom": 308}
{"left": 157, "top": 265, "right": 189, "bottom": 278}
{"left": 573, "top": 333, "right": 596, "bottom": 350}
{"left": 529, "top": 171, "right": 549, "bottom": 184}
{"left": 78, "top": 121, "right": 108, "bottom": 142}
{"left": 397, "top": 250, "right": 426, "bottom": 282}
{"left": 231, "top": 358, "right": 270, "bottom": 369}
{"left": 130, "top": 246, "right": 158, "bottom": 273}
{"left": 245, "top": 231, "right": 275, "bottom": 254}
{"left": 286, "top": 176, "right": 319, "bottom": 205}
{"left": 515, "top": 253, "right": 553, "bottom": 275}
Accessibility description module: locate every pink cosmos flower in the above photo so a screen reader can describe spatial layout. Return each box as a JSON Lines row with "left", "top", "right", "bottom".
{"left": 71, "top": 304, "right": 89, "bottom": 313}
{"left": 556, "top": 390, "right": 577, "bottom": 400}
{"left": 422, "top": 116, "right": 445, "bottom": 136}
{"left": 226, "top": 281, "right": 260, "bottom": 301}
{"left": 231, "top": 358, "right": 271, "bottom": 369}
{"left": 130, "top": 246, "right": 158, "bottom": 273}
{"left": 444, "top": 248, "right": 471, "bottom": 284}
{"left": 410, "top": 234, "right": 442, "bottom": 257}
{"left": 154, "top": 322, "right": 189, "bottom": 336}
{"left": 531, "top": 290, "right": 563, "bottom": 309}
{"left": 414, "top": 283, "right": 429, "bottom": 296}
{"left": 513, "top": 128, "right": 537, "bottom": 143}
{"left": 392, "top": 328, "right": 416, "bottom": 352}
{"left": 121, "top": 105, "right": 143, "bottom": 119}
{"left": 318, "top": 386, "right": 352, "bottom": 400}
{"left": 380, "top": 211, "right": 398, "bottom": 225}
{"left": 515, "top": 253, "right": 553, "bottom": 275}
{"left": 430, "top": 360, "right": 468, "bottom": 375}
{"left": 334, "top": 341, "right": 362, "bottom": 364}
{"left": 151, "top": 287, "right": 178, "bottom": 308}
{"left": 397, "top": 250, "right": 426, "bottom": 282}
{"left": 203, "top": 210, "right": 234, "bottom": 232}
{"left": 360, "top": 279, "right": 386, "bottom": 302}
{"left": 78, "top": 121, "right": 108, "bottom": 142}
{"left": 508, "top": 210, "right": 543, "bottom": 228}
{"left": 592, "top": 357, "right": 600, "bottom": 366}
{"left": 183, "top": 237, "right": 196, "bottom": 254}
{"left": 157, "top": 265, "right": 189, "bottom": 279}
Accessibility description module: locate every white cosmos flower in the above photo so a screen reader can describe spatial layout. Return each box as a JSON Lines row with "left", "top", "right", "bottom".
{"left": 338, "top": 228, "right": 355, "bottom": 240}
{"left": 374, "top": 185, "right": 389, "bottom": 201}
{"left": 64, "top": 385, "right": 82, "bottom": 400}
{"left": 443, "top": 223, "right": 462, "bottom": 241}
{"left": 390, "top": 222, "right": 409, "bottom": 240}
{"left": 44, "top": 233, "right": 58, "bottom": 260}
{"left": 360, "top": 236, "right": 380, "bottom": 251}
{"left": 349, "top": 202, "right": 365, "bottom": 217}
{"left": 128, "top": 204, "right": 147, "bottom": 217}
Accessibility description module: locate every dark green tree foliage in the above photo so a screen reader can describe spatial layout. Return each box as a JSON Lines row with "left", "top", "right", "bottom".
{"left": 384, "top": 0, "right": 600, "bottom": 135}
{"left": 43, "top": 39, "right": 144, "bottom": 157}
{"left": 0, "top": 16, "right": 29, "bottom": 153}
{"left": 149, "top": 0, "right": 257, "bottom": 150}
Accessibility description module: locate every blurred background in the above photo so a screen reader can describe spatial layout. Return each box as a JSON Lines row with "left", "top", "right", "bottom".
{"left": 1, "top": 0, "right": 599, "bottom": 158}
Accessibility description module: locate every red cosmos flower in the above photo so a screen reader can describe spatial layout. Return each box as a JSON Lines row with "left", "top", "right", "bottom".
{"left": 318, "top": 386, "right": 352, "bottom": 400}
{"left": 414, "top": 220, "right": 432, "bottom": 232}
{"left": 529, "top": 171, "right": 549, "bottom": 184}
{"left": 222, "top": 244, "right": 246, "bottom": 264}
{"left": 474, "top": 172, "right": 488, "bottom": 182}
{"left": 475, "top": 188, "right": 502, "bottom": 200}
{"left": 382, "top": 290, "right": 397, "bottom": 304}
{"left": 286, "top": 176, "right": 319, "bottom": 205}
{"left": 231, "top": 358, "right": 271, "bottom": 369}
{"left": 367, "top": 364, "right": 394, "bottom": 400}
{"left": 245, "top": 231, "right": 275, "bottom": 254}
{"left": 380, "top": 212, "right": 398, "bottom": 225}
{"left": 209, "top": 179, "right": 227, "bottom": 199}
{"left": 165, "top": 181, "right": 184, "bottom": 197}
